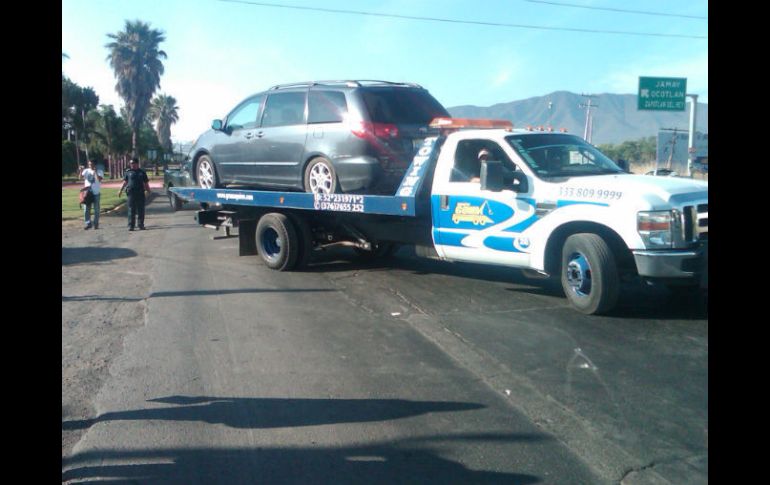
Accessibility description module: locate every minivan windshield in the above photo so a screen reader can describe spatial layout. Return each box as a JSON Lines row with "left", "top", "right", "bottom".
{"left": 505, "top": 133, "right": 624, "bottom": 179}
{"left": 362, "top": 89, "right": 449, "bottom": 124}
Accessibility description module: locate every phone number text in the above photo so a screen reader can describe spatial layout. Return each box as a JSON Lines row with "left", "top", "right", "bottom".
{"left": 559, "top": 187, "right": 623, "bottom": 200}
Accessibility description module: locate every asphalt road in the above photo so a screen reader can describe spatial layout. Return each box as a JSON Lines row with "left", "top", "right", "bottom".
{"left": 62, "top": 195, "right": 707, "bottom": 484}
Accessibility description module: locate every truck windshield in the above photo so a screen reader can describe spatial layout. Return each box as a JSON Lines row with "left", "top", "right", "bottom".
{"left": 505, "top": 134, "right": 623, "bottom": 179}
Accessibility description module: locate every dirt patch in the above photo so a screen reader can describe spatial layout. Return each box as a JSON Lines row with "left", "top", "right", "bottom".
{"left": 61, "top": 213, "right": 157, "bottom": 457}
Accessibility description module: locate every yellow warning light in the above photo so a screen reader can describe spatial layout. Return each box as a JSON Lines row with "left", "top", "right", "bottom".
{"left": 428, "top": 117, "right": 513, "bottom": 129}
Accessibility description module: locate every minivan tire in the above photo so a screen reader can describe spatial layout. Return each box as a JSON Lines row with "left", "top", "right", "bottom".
{"left": 304, "top": 157, "right": 338, "bottom": 194}
{"left": 196, "top": 155, "right": 220, "bottom": 189}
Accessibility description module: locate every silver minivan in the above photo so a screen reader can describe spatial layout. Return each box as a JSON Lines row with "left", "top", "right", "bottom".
{"left": 189, "top": 80, "right": 449, "bottom": 194}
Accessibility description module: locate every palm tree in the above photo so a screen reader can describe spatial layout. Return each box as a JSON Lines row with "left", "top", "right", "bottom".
{"left": 105, "top": 19, "right": 167, "bottom": 158}
{"left": 149, "top": 94, "right": 179, "bottom": 154}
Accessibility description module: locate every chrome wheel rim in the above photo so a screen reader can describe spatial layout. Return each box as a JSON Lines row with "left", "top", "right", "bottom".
{"left": 566, "top": 252, "right": 592, "bottom": 297}
{"left": 308, "top": 162, "right": 333, "bottom": 194}
{"left": 198, "top": 160, "right": 215, "bottom": 188}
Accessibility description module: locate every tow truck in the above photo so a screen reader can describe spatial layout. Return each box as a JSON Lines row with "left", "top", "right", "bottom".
{"left": 171, "top": 118, "right": 708, "bottom": 315}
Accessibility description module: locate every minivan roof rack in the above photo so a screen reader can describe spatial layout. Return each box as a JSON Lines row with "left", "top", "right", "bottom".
{"left": 268, "top": 80, "right": 423, "bottom": 90}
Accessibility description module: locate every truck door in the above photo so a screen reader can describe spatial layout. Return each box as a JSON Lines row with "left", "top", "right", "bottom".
{"left": 432, "top": 139, "right": 537, "bottom": 268}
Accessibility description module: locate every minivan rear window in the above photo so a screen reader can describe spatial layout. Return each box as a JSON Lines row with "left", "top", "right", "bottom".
{"left": 362, "top": 89, "right": 449, "bottom": 124}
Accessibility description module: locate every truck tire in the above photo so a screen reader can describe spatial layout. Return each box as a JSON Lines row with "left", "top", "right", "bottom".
{"left": 256, "top": 213, "right": 299, "bottom": 271}
{"left": 561, "top": 233, "right": 620, "bottom": 315}
{"left": 287, "top": 213, "right": 313, "bottom": 270}
{"left": 304, "top": 157, "right": 338, "bottom": 194}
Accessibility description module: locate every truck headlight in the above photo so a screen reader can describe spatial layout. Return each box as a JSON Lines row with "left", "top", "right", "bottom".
{"left": 638, "top": 210, "right": 674, "bottom": 249}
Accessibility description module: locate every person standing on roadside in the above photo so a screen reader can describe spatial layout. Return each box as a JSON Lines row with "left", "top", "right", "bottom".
{"left": 80, "top": 159, "right": 104, "bottom": 230}
{"left": 118, "top": 158, "right": 151, "bottom": 231}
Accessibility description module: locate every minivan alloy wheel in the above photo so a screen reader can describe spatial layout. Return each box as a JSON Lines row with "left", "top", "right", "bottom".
{"left": 197, "top": 157, "right": 216, "bottom": 189}
{"left": 305, "top": 158, "right": 337, "bottom": 194}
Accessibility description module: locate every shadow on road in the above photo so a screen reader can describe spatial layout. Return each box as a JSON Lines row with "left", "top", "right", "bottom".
{"left": 62, "top": 395, "right": 486, "bottom": 431}
{"left": 302, "top": 249, "right": 707, "bottom": 320}
{"left": 61, "top": 246, "right": 137, "bottom": 266}
{"left": 63, "top": 437, "right": 545, "bottom": 484}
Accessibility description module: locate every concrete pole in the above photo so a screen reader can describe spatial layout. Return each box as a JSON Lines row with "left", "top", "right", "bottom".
{"left": 687, "top": 94, "right": 698, "bottom": 177}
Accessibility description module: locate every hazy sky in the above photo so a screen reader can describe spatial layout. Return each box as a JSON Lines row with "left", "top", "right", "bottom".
{"left": 62, "top": 0, "right": 708, "bottom": 143}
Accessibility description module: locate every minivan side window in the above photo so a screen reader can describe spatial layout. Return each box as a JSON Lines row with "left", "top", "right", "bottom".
{"left": 261, "top": 92, "right": 307, "bottom": 127}
{"left": 226, "top": 95, "right": 263, "bottom": 131}
{"left": 308, "top": 91, "right": 348, "bottom": 124}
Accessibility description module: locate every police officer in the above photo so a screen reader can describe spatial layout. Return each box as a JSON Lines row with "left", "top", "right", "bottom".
{"left": 118, "top": 158, "right": 151, "bottom": 231}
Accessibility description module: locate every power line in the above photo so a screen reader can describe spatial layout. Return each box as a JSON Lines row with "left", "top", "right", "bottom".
{"left": 218, "top": 0, "right": 707, "bottom": 40}
{"left": 525, "top": 0, "right": 708, "bottom": 20}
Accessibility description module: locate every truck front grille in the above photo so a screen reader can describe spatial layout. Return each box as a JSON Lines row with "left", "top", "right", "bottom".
{"left": 682, "top": 204, "right": 708, "bottom": 243}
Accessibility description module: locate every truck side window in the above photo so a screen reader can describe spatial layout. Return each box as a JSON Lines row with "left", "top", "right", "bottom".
{"left": 451, "top": 140, "right": 517, "bottom": 183}
{"left": 451, "top": 141, "right": 480, "bottom": 182}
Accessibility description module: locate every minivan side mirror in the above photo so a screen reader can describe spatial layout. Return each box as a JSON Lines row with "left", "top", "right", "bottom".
{"left": 212, "top": 119, "right": 223, "bottom": 131}
{"left": 616, "top": 159, "right": 630, "bottom": 173}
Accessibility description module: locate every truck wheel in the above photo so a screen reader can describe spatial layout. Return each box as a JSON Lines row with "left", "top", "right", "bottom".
{"left": 196, "top": 155, "right": 220, "bottom": 189}
{"left": 561, "top": 233, "right": 619, "bottom": 315}
{"left": 168, "top": 190, "right": 183, "bottom": 211}
{"left": 256, "top": 213, "right": 299, "bottom": 271}
{"left": 287, "top": 213, "right": 313, "bottom": 270}
{"left": 304, "top": 157, "right": 338, "bottom": 194}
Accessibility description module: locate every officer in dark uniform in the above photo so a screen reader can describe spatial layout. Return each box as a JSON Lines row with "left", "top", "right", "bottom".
{"left": 118, "top": 158, "right": 151, "bottom": 231}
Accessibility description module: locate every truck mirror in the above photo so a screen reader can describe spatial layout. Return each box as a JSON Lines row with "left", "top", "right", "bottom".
{"left": 481, "top": 160, "right": 504, "bottom": 192}
{"left": 509, "top": 172, "right": 529, "bottom": 193}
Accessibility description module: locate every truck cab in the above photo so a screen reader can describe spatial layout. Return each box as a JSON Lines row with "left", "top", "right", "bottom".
{"left": 427, "top": 119, "right": 708, "bottom": 314}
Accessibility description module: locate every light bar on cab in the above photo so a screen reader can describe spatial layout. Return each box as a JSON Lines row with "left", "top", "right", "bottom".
{"left": 429, "top": 117, "right": 513, "bottom": 130}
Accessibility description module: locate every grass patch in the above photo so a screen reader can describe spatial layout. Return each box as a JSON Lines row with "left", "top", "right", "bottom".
{"left": 62, "top": 187, "right": 127, "bottom": 221}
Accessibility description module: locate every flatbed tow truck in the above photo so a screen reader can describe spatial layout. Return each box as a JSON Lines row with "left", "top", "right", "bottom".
{"left": 171, "top": 118, "right": 708, "bottom": 315}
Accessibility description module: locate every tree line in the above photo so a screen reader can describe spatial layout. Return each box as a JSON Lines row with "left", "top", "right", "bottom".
{"left": 62, "top": 20, "right": 179, "bottom": 178}
{"left": 597, "top": 136, "right": 657, "bottom": 166}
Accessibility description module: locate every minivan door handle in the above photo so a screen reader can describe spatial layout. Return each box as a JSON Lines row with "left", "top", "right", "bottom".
{"left": 244, "top": 131, "right": 254, "bottom": 139}
{"left": 440, "top": 194, "right": 449, "bottom": 210}
{"left": 256, "top": 131, "right": 264, "bottom": 138}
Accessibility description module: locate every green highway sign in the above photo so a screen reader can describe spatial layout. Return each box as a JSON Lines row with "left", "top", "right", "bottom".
{"left": 638, "top": 77, "right": 687, "bottom": 111}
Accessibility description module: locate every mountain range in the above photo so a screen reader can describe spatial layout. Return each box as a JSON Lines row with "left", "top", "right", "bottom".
{"left": 447, "top": 91, "right": 708, "bottom": 145}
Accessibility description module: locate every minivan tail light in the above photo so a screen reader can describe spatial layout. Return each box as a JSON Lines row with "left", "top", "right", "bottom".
{"left": 351, "top": 121, "right": 399, "bottom": 139}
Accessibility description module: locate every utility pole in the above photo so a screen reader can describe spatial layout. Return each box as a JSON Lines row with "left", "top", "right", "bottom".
{"left": 686, "top": 94, "right": 698, "bottom": 177}
{"left": 579, "top": 94, "right": 598, "bottom": 143}
{"left": 658, "top": 127, "right": 686, "bottom": 175}
{"left": 548, "top": 100, "right": 553, "bottom": 129}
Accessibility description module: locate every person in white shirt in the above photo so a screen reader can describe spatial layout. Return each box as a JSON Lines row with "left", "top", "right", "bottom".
{"left": 80, "top": 160, "right": 104, "bottom": 230}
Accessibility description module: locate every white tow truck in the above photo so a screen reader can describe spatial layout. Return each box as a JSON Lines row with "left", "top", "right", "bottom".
{"left": 172, "top": 118, "right": 708, "bottom": 315}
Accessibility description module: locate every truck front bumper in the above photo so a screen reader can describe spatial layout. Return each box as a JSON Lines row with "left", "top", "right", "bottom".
{"left": 633, "top": 242, "right": 708, "bottom": 288}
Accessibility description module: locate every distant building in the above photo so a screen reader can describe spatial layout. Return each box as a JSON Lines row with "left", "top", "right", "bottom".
{"left": 656, "top": 131, "right": 708, "bottom": 173}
